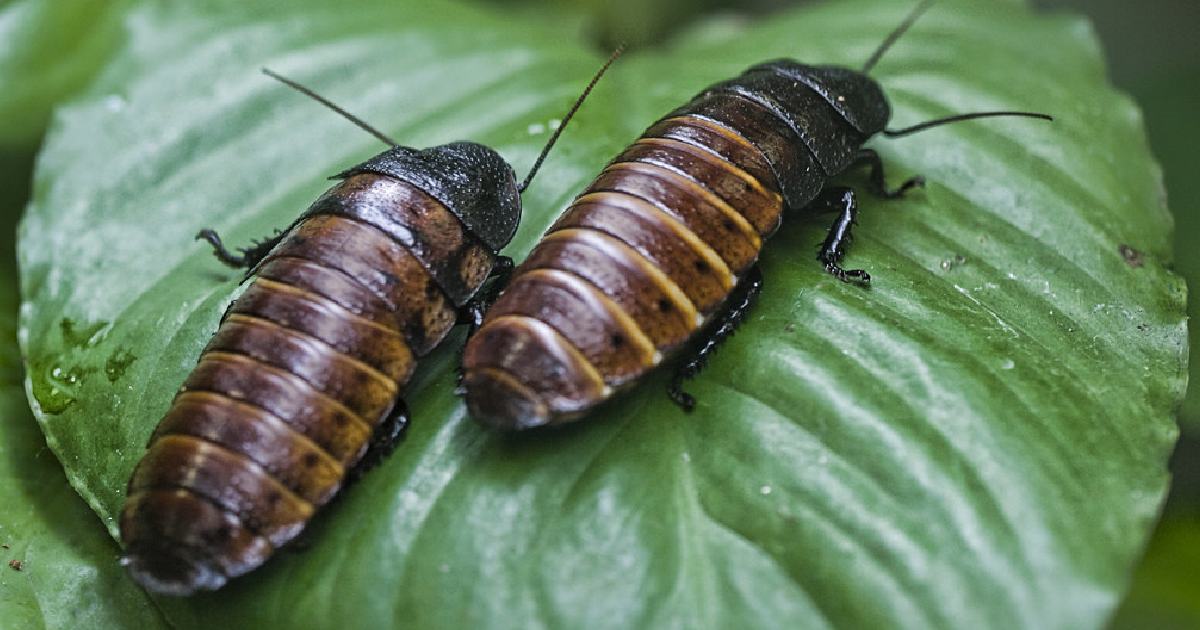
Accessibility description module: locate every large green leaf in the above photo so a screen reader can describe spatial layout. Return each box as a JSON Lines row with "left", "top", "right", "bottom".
{"left": 0, "top": 141, "right": 165, "bottom": 625}
{"left": 17, "top": 0, "right": 1185, "bottom": 628}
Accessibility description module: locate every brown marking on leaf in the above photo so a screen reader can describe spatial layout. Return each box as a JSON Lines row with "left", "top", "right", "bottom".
{"left": 1118, "top": 244, "right": 1144, "bottom": 268}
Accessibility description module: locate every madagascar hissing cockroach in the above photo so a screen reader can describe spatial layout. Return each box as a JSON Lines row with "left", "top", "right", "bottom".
{"left": 118, "top": 51, "right": 621, "bottom": 595}
{"left": 461, "top": 0, "right": 1051, "bottom": 429}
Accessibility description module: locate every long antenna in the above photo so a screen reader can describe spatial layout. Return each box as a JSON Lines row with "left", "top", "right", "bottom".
{"left": 862, "top": 0, "right": 935, "bottom": 73}
{"left": 262, "top": 68, "right": 399, "bottom": 147}
{"left": 884, "top": 110, "right": 1053, "bottom": 137}
{"left": 519, "top": 45, "right": 625, "bottom": 194}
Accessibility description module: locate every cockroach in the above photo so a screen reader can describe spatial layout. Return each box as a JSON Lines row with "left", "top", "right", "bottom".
{"left": 119, "top": 51, "right": 621, "bottom": 595}
{"left": 461, "top": 0, "right": 1051, "bottom": 429}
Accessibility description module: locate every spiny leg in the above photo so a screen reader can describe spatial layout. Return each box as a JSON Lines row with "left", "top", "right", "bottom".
{"left": 348, "top": 400, "right": 411, "bottom": 483}
{"left": 207, "top": 228, "right": 285, "bottom": 325}
{"left": 195, "top": 228, "right": 285, "bottom": 270}
{"left": 852, "top": 148, "right": 924, "bottom": 199}
{"left": 668, "top": 265, "right": 764, "bottom": 412}
{"left": 810, "top": 149, "right": 919, "bottom": 284}
{"left": 454, "top": 255, "right": 514, "bottom": 395}
{"left": 811, "top": 187, "right": 871, "bottom": 285}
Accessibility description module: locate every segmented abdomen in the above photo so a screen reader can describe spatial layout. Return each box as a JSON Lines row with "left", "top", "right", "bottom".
{"left": 120, "top": 173, "right": 493, "bottom": 594}
{"left": 464, "top": 111, "right": 785, "bottom": 429}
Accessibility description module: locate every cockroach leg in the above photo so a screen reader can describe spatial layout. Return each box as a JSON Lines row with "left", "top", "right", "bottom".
{"left": 491, "top": 255, "right": 515, "bottom": 280}
{"left": 851, "top": 148, "right": 924, "bottom": 199}
{"left": 348, "top": 400, "right": 411, "bottom": 483}
{"left": 668, "top": 265, "right": 764, "bottom": 412}
{"left": 454, "top": 256, "right": 514, "bottom": 395}
{"left": 456, "top": 255, "right": 514, "bottom": 334}
{"left": 196, "top": 228, "right": 284, "bottom": 269}
{"left": 811, "top": 187, "right": 871, "bottom": 285}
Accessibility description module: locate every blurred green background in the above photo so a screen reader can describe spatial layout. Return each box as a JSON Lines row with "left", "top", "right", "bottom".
{"left": 1, "top": 0, "right": 1195, "bottom": 625}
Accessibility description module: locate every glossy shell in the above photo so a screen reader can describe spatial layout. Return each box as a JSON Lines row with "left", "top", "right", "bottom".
{"left": 462, "top": 62, "right": 887, "bottom": 429}
{"left": 120, "top": 165, "right": 501, "bottom": 594}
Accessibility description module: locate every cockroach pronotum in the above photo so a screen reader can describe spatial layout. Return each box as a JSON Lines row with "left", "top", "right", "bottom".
{"left": 118, "top": 51, "right": 621, "bottom": 595}
{"left": 461, "top": 0, "right": 1051, "bottom": 429}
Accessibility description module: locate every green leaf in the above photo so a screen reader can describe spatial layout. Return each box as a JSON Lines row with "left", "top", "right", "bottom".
{"left": 0, "top": 377, "right": 169, "bottom": 629}
{"left": 1138, "top": 73, "right": 1200, "bottom": 428}
{"left": 17, "top": 0, "right": 1185, "bottom": 628}
{"left": 0, "top": 146, "right": 165, "bottom": 626}
{"left": 0, "top": 0, "right": 130, "bottom": 148}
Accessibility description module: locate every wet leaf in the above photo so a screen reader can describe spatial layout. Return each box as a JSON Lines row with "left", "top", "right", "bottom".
{"left": 17, "top": 0, "right": 1185, "bottom": 628}
{"left": 0, "top": 375, "right": 169, "bottom": 629}
{"left": 0, "top": 151, "right": 164, "bottom": 626}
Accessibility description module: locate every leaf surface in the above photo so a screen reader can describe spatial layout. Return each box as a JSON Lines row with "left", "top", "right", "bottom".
{"left": 0, "top": 151, "right": 165, "bottom": 628}
{"left": 0, "top": 0, "right": 130, "bottom": 147}
{"left": 17, "top": 0, "right": 1185, "bottom": 628}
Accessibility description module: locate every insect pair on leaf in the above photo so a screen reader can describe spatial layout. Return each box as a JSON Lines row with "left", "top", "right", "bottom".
{"left": 120, "top": 0, "right": 1050, "bottom": 595}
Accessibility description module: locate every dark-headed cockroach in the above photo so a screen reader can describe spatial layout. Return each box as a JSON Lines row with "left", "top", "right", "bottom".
{"left": 461, "top": 0, "right": 1051, "bottom": 429}
{"left": 119, "top": 51, "right": 621, "bottom": 595}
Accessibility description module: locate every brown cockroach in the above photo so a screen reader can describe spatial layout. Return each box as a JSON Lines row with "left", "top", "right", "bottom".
{"left": 119, "top": 52, "right": 620, "bottom": 595}
{"left": 461, "top": 0, "right": 1049, "bottom": 429}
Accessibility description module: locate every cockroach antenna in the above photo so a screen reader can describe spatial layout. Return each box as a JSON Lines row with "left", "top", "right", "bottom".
{"left": 262, "top": 68, "right": 400, "bottom": 147}
{"left": 519, "top": 44, "right": 626, "bottom": 194}
{"left": 862, "top": 0, "right": 1053, "bottom": 136}
{"left": 862, "top": 0, "right": 935, "bottom": 73}
{"left": 883, "top": 110, "right": 1053, "bottom": 136}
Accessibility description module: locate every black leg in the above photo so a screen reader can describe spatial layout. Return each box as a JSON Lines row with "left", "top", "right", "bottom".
{"left": 196, "top": 228, "right": 284, "bottom": 270}
{"left": 668, "top": 265, "right": 764, "bottom": 412}
{"left": 348, "top": 400, "right": 411, "bottom": 483}
{"left": 811, "top": 187, "right": 871, "bottom": 286}
{"left": 852, "top": 148, "right": 924, "bottom": 199}
{"left": 456, "top": 256, "right": 514, "bottom": 333}
{"left": 454, "top": 256, "right": 514, "bottom": 395}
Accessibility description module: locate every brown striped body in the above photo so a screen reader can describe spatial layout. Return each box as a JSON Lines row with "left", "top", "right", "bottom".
{"left": 121, "top": 172, "right": 501, "bottom": 593}
{"left": 461, "top": 54, "right": 1050, "bottom": 428}
{"left": 464, "top": 115, "right": 788, "bottom": 427}
{"left": 462, "top": 59, "right": 897, "bottom": 429}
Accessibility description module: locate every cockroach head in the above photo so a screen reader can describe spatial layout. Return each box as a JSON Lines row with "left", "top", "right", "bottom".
{"left": 340, "top": 142, "right": 521, "bottom": 253}
{"left": 750, "top": 60, "right": 892, "bottom": 136}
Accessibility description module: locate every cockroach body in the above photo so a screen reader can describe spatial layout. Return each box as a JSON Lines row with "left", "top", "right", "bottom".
{"left": 461, "top": 0, "right": 1050, "bottom": 429}
{"left": 120, "top": 142, "right": 517, "bottom": 595}
{"left": 120, "top": 53, "right": 621, "bottom": 595}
